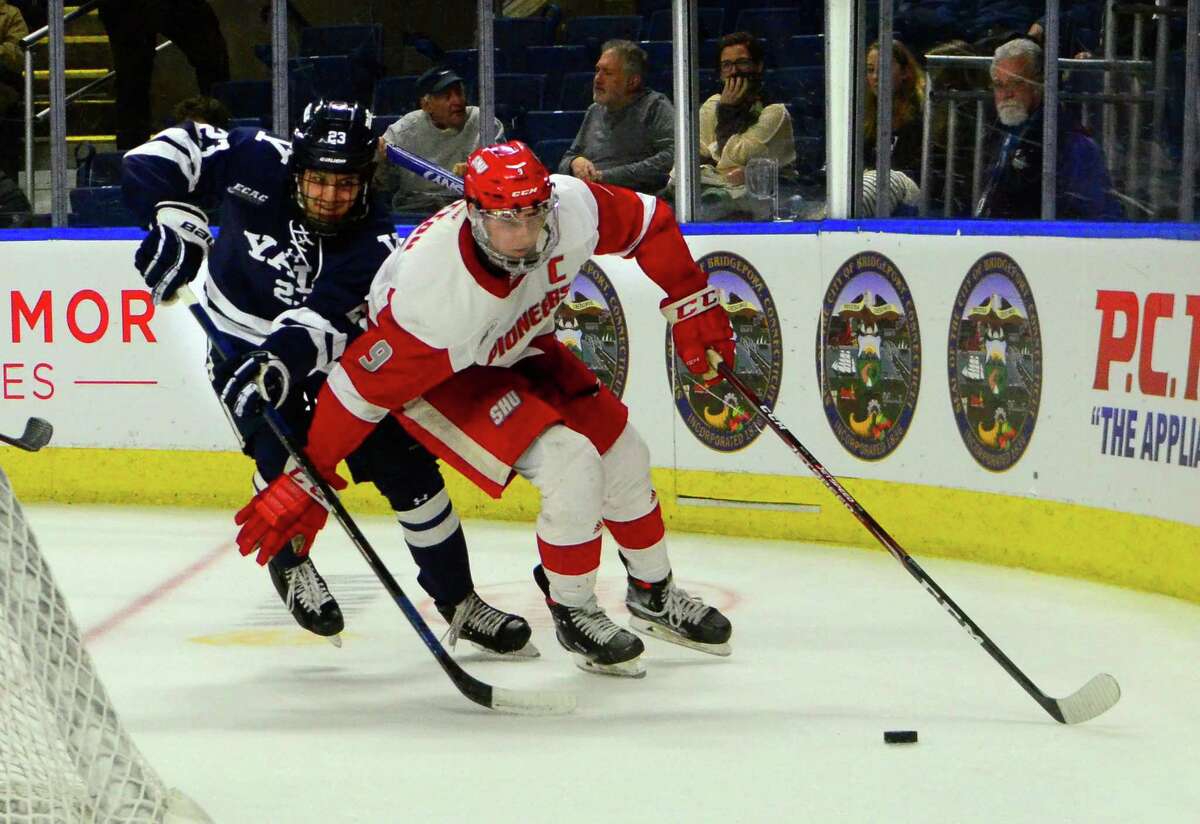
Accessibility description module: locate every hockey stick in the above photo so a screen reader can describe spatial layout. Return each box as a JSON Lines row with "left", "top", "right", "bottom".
{"left": 384, "top": 144, "right": 464, "bottom": 194}
{"left": 177, "top": 285, "right": 574, "bottom": 716}
{"left": 712, "top": 360, "right": 1120, "bottom": 725}
{"left": 0, "top": 417, "right": 54, "bottom": 452}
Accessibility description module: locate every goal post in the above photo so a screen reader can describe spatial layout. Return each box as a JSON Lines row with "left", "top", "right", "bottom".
{"left": 0, "top": 463, "right": 211, "bottom": 823}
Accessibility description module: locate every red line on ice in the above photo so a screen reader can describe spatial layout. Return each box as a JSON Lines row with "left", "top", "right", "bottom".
{"left": 83, "top": 541, "right": 229, "bottom": 644}
{"left": 73, "top": 380, "right": 159, "bottom": 385}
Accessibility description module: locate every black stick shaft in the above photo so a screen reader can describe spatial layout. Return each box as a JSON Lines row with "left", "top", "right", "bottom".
{"left": 181, "top": 287, "right": 503, "bottom": 711}
{"left": 715, "top": 363, "right": 1068, "bottom": 723}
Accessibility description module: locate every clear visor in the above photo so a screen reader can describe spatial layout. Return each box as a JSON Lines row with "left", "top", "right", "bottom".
{"left": 469, "top": 196, "right": 559, "bottom": 275}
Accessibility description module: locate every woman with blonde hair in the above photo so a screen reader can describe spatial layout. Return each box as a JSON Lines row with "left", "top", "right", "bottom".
{"left": 864, "top": 38, "right": 927, "bottom": 181}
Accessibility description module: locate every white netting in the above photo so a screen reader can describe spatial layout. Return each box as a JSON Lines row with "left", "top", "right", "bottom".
{"left": 0, "top": 464, "right": 210, "bottom": 824}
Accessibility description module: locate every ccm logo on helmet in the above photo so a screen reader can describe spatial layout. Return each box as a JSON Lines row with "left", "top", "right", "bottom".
{"left": 510, "top": 187, "right": 541, "bottom": 197}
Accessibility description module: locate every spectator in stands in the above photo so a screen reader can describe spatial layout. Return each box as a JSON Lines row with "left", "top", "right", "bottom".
{"left": 171, "top": 95, "right": 231, "bottom": 130}
{"left": 377, "top": 66, "right": 505, "bottom": 216}
{"left": 558, "top": 39, "right": 674, "bottom": 194}
{"left": 669, "top": 31, "right": 795, "bottom": 221}
{"left": 924, "top": 39, "right": 984, "bottom": 215}
{"left": 975, "top": 38, "right": 1122, "bottom": 219}
{"left": 97, "top": 0, "right": 230, "bottom": 150}
{"left": 865, "top": 39, "right": 926, "bottom": 183}
{"left": 0, "top": 0, "right": 29, "bottom": 184}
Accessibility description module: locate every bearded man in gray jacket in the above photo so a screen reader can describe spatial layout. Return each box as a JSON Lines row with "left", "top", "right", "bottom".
{"left": 558, "top": 40, "right": 675, "bottom": 195}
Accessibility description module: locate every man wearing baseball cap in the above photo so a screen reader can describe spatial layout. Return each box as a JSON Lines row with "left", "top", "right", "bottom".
{"left": 377, "top": 66, "right": 506, "bottom": 216}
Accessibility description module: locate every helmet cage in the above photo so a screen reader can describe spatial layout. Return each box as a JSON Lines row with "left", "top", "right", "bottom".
{"left": 290, "top": 100, "right": 377, "bottom": 236}
{"left": 466, "top": 193, "right": 561, "bottom": 277}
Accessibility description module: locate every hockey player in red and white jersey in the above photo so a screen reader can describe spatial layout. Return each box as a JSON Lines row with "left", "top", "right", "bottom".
{"left": 234, "top": 140, "right": 734, "bottom": 677}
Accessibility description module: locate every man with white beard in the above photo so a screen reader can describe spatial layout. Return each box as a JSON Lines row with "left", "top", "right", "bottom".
{"left": 975, "top": 37, "right": 1122, "bottom": 220}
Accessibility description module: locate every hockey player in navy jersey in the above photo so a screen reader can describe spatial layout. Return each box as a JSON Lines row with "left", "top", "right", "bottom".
{"left": 231, "top": 140, "right": 734, "bottom": 678}
{"left": 121, "top": 100, "right": 536, "bottom": 657}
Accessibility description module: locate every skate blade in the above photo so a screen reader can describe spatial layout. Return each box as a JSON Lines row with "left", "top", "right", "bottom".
{"left": 629, "top": 617, "right": 731, "bottom": 657}
{"left": 469, "top": 639, "right": 541, "bottom": 659}
{"left": 572, "top": 652, "right": 646, "bottom": 678}
{"left": 326, "top": 633, "right": 343, "bottom": 649}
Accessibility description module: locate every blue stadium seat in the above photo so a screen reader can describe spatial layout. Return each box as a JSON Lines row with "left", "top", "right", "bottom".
{"left": 210, "top": 80, "right": 271, "bottom": 122}
{"left": 288, "top": 56, "right": 357, "bottom": 118}
{"left": 645, "top": 8, "right": 724, "bottom": 42}
{"left": 780, "top": 35, "right": 823, "bottom": 68}
{"left": 533, "top": 139, "right": 573, "bottom": 173}
{"left": 495, "top": 73, "right": 547, "bottom": 132}
{"left": 557, "top": 72, "right": 596, "bottom": 110}
{"left": 638, "top": 40, "right": 672, "bottom": 72}
{"left": 526, "top": 45, "right": 592, "bottom": 107}
{"left": 298, "top": 24, "right": 384, "bottom": 104}
{"left": 564, "top": 15, "right": 644, "bottom": 57}
{"left": 74, "top": 147, "right": 123, "bottom": 187}
{"left": 371, "top": 113, "right": 400, "bottom": 138}
{"left": 647, "top": 69, "right": 718, "bottom": 101}
{"left": 767, "top": 67, "right": 824, "bottom": 118}
{"left": 521, "top": 110, "right": 587, "bottom": 145}
{"left": 443, "top": 49, "right": 509, "bottom": 84}
{"left": 69, "top": 186, "right": 138, "bottom": 228}
{"left": 735, "top": 8, "right": 821, "bottom": 62}
{"left": 299, "top": 24, "right": 383, "bottom": 63}
{"left": 495, "top": 16, "right": 556, "bottom": 67}
{"left": 373, "top": 75, "right": 420, "bottom": 116}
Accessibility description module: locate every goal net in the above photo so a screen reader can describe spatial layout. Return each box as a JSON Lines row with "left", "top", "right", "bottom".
{"left": 0, "top": 463, "right": 210, "bottom": 823}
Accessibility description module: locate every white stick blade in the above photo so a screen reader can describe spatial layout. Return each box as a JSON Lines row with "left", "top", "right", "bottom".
{"left": 489, "top": 687, "right": 576, "bottom": 716}
{"left": 1056, "top": 673, "right": 1121, "bottom": 724}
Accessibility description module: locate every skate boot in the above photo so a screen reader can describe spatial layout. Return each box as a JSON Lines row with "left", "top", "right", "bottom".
{"left": 437, "top": 591, "right": 540, "bottom": 658}
{"left": 268, "top": 553, "right": 344, "bottom": 647}
{"left": 625, "top": 572, "right": 732, "bottom": 656}
{"left": 533, "top": 565, "right": 645, "bottom": 678}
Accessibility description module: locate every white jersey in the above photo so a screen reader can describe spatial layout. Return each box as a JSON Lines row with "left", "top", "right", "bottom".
{"left": 367, "top": 175, "right": 657, "bottom": 372}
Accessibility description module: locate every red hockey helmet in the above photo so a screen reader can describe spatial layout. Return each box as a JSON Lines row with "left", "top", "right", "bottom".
{"left": 463, "top": 141, "right": 560, "bottom": 276}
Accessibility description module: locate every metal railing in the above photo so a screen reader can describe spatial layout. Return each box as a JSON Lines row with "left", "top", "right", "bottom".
{"left": 19, "top": 0, "right": 109, "bottom": 222}
{"left": 918, "top": 53, "right": 1156, "bottom": 218}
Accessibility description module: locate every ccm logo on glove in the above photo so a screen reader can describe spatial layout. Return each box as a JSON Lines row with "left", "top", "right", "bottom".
{"left": 662, "top": 287, "right": 720, "bottom": 323}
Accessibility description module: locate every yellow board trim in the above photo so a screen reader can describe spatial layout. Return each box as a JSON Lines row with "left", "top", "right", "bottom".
{"left": 5, "top": 447, "right": 1197, "bottom": 604}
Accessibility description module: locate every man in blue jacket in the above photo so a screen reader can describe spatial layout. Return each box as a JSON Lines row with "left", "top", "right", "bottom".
{"left": 976, "top": 37, "right": 1123, "bottom": 220}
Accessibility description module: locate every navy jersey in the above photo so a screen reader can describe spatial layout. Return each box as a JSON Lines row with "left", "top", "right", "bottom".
{"left": 122, "top": 122, "right": 400, "bottom": 376}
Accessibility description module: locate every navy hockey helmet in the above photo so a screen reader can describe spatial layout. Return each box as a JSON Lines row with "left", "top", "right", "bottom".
{"left": 291, "top": 99, "right": 378, "bottom": 235}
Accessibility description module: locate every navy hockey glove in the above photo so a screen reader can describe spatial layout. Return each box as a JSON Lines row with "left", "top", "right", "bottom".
{"left": 216, "top": 349, "right": 291, "bottom": 429}
{"left": 134, "top": 201, "right": 213, "bottom": 305}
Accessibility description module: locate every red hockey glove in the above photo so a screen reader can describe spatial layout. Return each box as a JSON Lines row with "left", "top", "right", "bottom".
{"left": 661, "top": 285, "right": 735, "bottom": 379}
{"left": 233, "top": 463, "right": 346, "bottom": 565}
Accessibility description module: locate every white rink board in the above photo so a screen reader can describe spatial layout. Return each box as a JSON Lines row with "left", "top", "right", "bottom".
{"left": 1, "top": 231, "right": 1196, "bottom": 526}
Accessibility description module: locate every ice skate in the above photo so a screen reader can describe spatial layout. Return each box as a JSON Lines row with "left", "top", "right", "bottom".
{"left": 268, "top": 553, "right": 344, "bottom": 647}
{"left": 625, "top": 573, "right": 732, "bottom": 656}
{"left": 534, "top": 565, "right": 645, "bottom": 678}
{"left": 437, "top": 591, "right": 539, "bottom": 658}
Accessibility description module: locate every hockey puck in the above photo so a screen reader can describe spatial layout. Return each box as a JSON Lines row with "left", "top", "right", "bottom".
{"left": 883, "top": 730, "right": 918, "bottom": 744}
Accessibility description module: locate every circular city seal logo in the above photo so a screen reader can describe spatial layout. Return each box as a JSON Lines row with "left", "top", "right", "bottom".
{"left": 554, "top": 260, "right": 629, "bottom": 398}
{"left": 666, "top": 252, "right": 783, "bottom": 452}
{"left": 817, "top": 252, "right": 921, "bottom": 460}
{"left": 948, "top": 253, "right": 1042, "bottom": 471}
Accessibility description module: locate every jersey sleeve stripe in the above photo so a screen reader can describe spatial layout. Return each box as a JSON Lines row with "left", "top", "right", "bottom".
{"left": 614, "top": 192, "right": 657, "bottom": 258}
{"left": 326, "top": 365, "right": 389, "bottom": 424}
{"left": 401, "top": 397, "right": 513, "bottom": 488}
{"left": 273, "top": 307, "right": 347, "bottom": 373}
{"left": 201, "top": 278, "right": 273, "bottom": 341}
{"left": 124, "top": 130, "right": 203, "bottom": 190}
